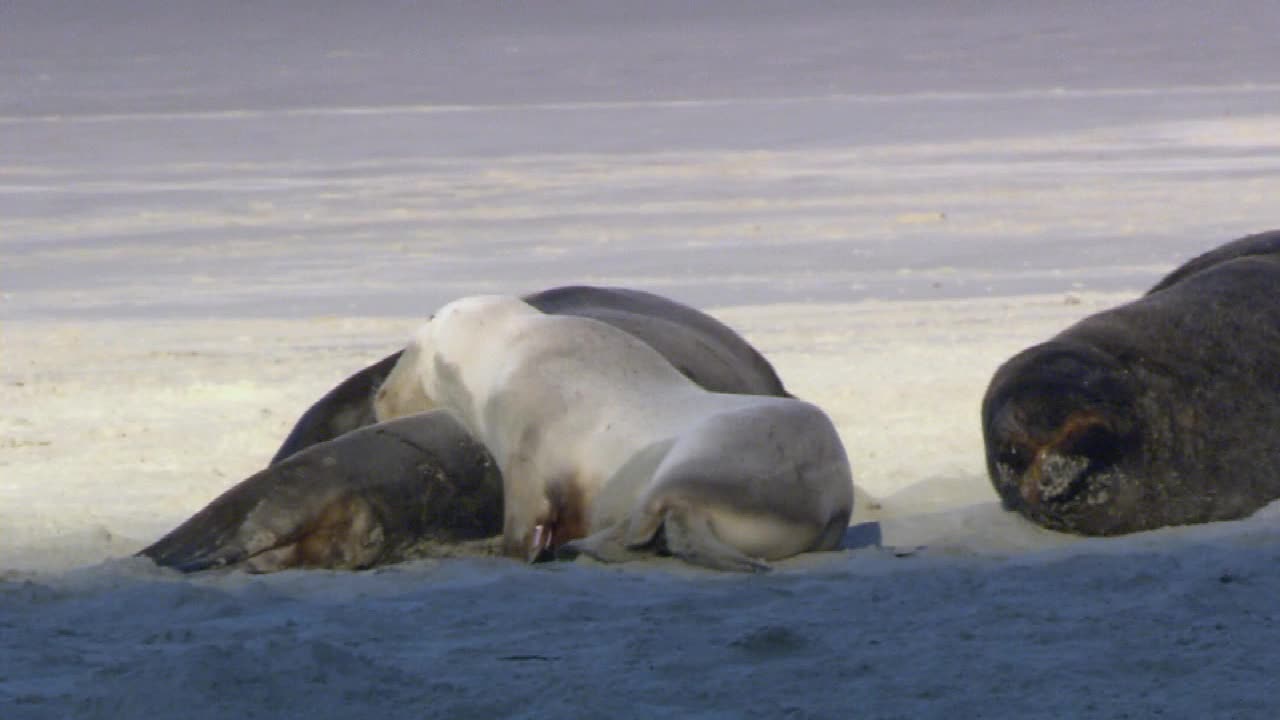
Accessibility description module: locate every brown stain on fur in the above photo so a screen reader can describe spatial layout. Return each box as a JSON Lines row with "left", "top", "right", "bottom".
{"left": 290, "top": 495, "right": 383, "bottom": 569}
{"left": 504, "top": 476, "right": 589, "bottom": 560}
{"left": 1019, "top": 409, "right": 1111, "bottom": 506}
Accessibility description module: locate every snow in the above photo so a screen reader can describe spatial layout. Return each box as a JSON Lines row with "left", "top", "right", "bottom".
{"left": 4, "top": 1, "right": 1280, "bottom": 717}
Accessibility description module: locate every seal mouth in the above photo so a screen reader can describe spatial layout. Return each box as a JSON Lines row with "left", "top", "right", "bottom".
{"left": 989, "top": 402, "right": 1133, "bottom": 529}
{"left": 1005, "top": 410, "right": 1121, "bottom": 506}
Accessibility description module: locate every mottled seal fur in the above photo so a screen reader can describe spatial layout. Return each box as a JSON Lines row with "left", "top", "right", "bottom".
{"left": 139, "top": 411, "right": 502, "bottom": 572}
{"left": 375, "top": 295, "right": 853, "bottom": 572}
{"left": 270, "top": 285, "right": 788, "bottom": 463}
{"left": 983, "top": 229, "right": 1280, "bottom": 535}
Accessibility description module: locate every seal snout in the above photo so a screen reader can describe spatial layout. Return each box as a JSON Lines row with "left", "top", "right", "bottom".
{"left": 990, "top": 399, "right": 1126, "bottom": 513}
{"left": 1020, "top": 446, "right": 1091, "bottom": 507}
{"left": 1020, "top": 410, "right": 1119, "bottom": 506}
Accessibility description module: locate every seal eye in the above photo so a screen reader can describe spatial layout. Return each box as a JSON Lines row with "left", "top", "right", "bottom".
{"left": 996, "top": 444, "right": 1032, "bottom": 474}
{"left": 1064, "top": 424, "right": 1123, "bottom": 468}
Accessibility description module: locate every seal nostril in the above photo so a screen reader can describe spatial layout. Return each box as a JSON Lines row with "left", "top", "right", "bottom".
{"left": 1035, "top": 452, "right": 1092, "bottom": 503}
{"left": 1021, "top": 411, "right": 1125, "bottom": 504}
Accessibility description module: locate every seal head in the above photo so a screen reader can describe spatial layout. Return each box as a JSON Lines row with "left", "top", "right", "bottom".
{"left": 983, "top": 342, "right": 1144, "bottom": 534}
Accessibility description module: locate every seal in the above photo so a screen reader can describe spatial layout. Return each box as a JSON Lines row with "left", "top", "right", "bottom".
{"left": 374, "top": 295, "right": 853, "bottom": 572}
{"left": 270, "top": 285, "right": 788, "bottom": 463}
{"left": 146, "top": 286, "right": 791, "bottom": 573}
{"left": 139, "top": 411, "right": 503, "bottom": 572}
{"left": 982, "top": 229, "right": 1280, "bottom": 535}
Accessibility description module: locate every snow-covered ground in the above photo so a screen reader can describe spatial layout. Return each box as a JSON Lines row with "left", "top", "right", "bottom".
{"left": 4, "top": 2, "right": 1280, "bottom": 717}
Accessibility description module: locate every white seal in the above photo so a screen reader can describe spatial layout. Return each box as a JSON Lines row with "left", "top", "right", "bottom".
{"left": 375, "top": 295, "right": 853, "bottom": 571}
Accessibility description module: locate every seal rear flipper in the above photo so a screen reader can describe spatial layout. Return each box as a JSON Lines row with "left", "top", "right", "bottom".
{"left": 559, "top": 503, "right": 771, "bottom": 572}
{"left": 812, "top": 511, "right": 853, "bottom": 552}
{"left": 657, "top": 506, "right": 771, "bottom": 573}
{"left": 555, "top": 523, "right": 651, "bottom": 564}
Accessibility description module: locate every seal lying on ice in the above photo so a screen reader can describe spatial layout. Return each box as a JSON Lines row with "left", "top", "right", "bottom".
{"left": 982, "top": 229, "right": 1280, "bottom": 535}
{"left": 139, "top": 411, "right": 502, "bottom": 572}
{"left": 375, "top": 295, "right": 853, "bottom": 572}
{"left": 269, "top": 285, "right": 789, "bottom": 463}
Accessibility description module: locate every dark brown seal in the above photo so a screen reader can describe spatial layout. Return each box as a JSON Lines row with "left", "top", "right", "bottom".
{"left": 140, "top": 411, "right": 502, "bottom": 572}
{"left": 983, "top": 230, "right": 1280, "bottom": 535}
